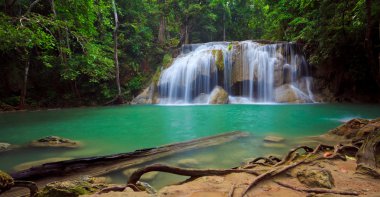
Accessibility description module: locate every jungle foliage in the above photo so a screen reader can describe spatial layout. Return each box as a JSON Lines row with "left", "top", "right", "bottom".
{"left": 0, "top": 0, "right": 379, "bottom": 108}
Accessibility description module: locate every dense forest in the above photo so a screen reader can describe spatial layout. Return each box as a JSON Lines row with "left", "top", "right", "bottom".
{"left": 0, "top": 0, "right": 379, "bottom": 109}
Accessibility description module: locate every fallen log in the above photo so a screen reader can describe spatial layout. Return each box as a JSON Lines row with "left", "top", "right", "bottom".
{"left": 7, "top": 131, "right": 247, "bottom": 196}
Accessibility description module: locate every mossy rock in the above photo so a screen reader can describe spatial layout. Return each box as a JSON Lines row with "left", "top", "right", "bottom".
{"left": 0, "top": 170, "right": 14, "bottom": 191}
{"left": 211, "top": 50, "right": 224, "bottom": 71}
{"left": 38, "top": 180, "right": 96, "bottom": 197}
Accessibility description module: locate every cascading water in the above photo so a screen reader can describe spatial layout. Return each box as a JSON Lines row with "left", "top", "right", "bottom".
{"left": 157, "top": 41, "right": 315, "bottom": 104}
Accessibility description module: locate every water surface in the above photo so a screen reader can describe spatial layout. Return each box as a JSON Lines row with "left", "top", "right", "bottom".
{"left": 1, "top": 104, "right": 380, "bottom": 187}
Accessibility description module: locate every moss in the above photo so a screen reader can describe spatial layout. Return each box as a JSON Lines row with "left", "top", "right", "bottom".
{"left": 152, "top": 67, "right": 162, "bottom": 86}
{"left": 211, "top": 50, "right": 224, "bottom": 71}
{"left": 38, "top": 181, "right": 96, "bottom": 197}
{"left": 227, "top": 43, "right": 233, "bottom": 51}
{"left": 162, "top": 53, "right": 173, "bottom": 68}
{"left": 0, "top": 170, "right": 14, "bottom": 190}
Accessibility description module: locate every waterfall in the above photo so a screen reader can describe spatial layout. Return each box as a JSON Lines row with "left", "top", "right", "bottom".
{"left": 157, "top": 41, "right": 315, "bottom": 104}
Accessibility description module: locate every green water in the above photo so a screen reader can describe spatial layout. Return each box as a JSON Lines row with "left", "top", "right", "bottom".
{"left": 1, "top": 104, "right": 380, "bottom": 187}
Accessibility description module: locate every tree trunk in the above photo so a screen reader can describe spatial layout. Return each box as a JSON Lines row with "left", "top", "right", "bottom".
{"left": 158, "top": 0, "right": 166, "bottom": 44}
{"left": 365, "top": 0, "right": 380, "bottom": 86}
{"left": 223, "top": 11, "right": 226, "bottom": 41}
{"left": 185, "top": 24, "right": 189, "bottom": 44}
{"left": 158, "top": 16, "right": 166, "bottom": 44}
{"left": 112, "top": 0, "right": 122, "bottom": 101}
{"left": 19, "top": 53, "right": 30, "bottom": 109}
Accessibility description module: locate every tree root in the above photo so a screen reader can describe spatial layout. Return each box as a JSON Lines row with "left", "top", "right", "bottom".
{"left": 242, "top": 144, "right": 346, "bottom": 196}
{"left": 274, "top": 145, "right": 314, "bottom": 167}
{"left": 127, "top": 163, "right": 259, "bottom": 185}
{"left": 121, "top": 143, "right": 358, "bottom": 197}
{"left": 12, "top": 181, "right": 38, "bottom": 197}
{"left": 274, "top": 180, "right": 359, "bottom": 196}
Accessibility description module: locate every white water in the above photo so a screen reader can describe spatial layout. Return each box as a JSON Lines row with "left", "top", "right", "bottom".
{"left": 158, "top": 41, "right": 315, "bottom": 104}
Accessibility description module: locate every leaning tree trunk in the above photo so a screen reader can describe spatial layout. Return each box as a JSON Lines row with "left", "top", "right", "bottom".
{"left": 365, "top": 0, "right": 380, "bottom": 87}
{"left": 112, "top": 0, "right": 123, "bottom": 103}
{"left": 19, "top": 53, "right": 30, "bottom": 109}
{"left": 356, "top": 129, "right": 380, "bottom": 178}
{"left": 158, "top": 0, "right": 166, "bottom": 44}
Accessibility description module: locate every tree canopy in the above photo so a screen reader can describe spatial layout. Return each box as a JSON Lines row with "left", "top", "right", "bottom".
{"left": 0, "top": 0, "right": 379, "bottom": 108}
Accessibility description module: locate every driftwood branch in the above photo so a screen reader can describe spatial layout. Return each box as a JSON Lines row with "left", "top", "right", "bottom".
{"left": 127, "top": 163, "right": 259, "bottom": 185}
{"left": 274, "top": 181, "right": 359, "bottom": 196}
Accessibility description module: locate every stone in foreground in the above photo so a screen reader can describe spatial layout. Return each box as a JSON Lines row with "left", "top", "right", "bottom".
{"left": 296, "top": 168, "right": 335, "bottom": 189}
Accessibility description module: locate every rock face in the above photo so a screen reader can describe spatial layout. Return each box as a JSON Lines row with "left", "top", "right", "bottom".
{"left": 208, "top": 86, "right": 229, "bottom": 104}
{"left": 30, "top": 136, "right": 79, "bottom": 148}
{"left": 274, "top": 84, "right": 311, "bottom": 103}
{"left": 0, "top": 142, "right": 11, "bottom": 152}
{"left": 296, "top": 168, "right": 335, "bottom": 189}
{"left": 0, "top": 170, "right": 14, "bottom": 191}
{"left": 131, "top": 83, "right": 158, "bottom": 104}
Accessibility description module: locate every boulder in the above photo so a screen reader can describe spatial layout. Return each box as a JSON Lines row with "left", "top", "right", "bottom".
{"left": 327, "top": 118, "right": 380, "bottom": 140}
{"left": 296, "top": 168, "right": 335, "bottom": 189}
{"left": 208, "top": 86, "right": 229, "bottom": 104}
{"left": 274, "top": 84, "right": 311, "bottom": 103}
{"left": 38, "top": 178, "right": 107, "bottom": 197}
{"left": 30, "top": 136, "right": 79, "bottom": 148}
{"left": 263, "top": 136, "right": 284, "bottom": 143}
{"left": 0, "top": 170, "right": 14, "bottom": 191}
{"left": 0, "top": 142, "right": 11, "bottom": 152}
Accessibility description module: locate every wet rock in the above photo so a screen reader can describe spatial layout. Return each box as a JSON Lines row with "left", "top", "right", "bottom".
{"left": 0, "top": 142, "right": 11, "bottom": 152}
{"left": 208, "top": 86, "right": 229, "bottom": 104}
{"left": 177, "top": 158, "right": 200, "bottom": 168}
{"left": 297, "top": 168, "right": 335, "bottom": 189}
{"left": 193, "top": 93, "right": 209, "bottom": 104}
{"left": 122, "top": 168, "right": 138, "bottom": 178}
{"left": 326, "top": 118, "right": 380, "bottom": 142}
{"left": 0, "top": 170, "right": 14, "bottom": 191}
{"left": 131, "top": 83, "right": 158, "bottom": 104}
{"left": 274, "top": 84, "right": 311, "bottom": 103}
{"left": 263, "top": 136, "right": 284, "bottom": 143}
{"left": 262, "top": 143, "right": 286, "bottom": 149}
{"left": 38, "top": 179, "right": 107, "bottom": 197}
{"left": 30, "top": 136, "right": 79, "bottom": 148}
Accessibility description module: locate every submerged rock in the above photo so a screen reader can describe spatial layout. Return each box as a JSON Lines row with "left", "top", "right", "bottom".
{"left": 0, "top": 142, "right": 11, "bottom": 152}
{"left": 142, "top": 172, "right": 159, "bottom": 181}
{"left": 177, "top": 158, "right": 200, "bottom": 168}
{"left": 262, "top": 143, "right": 286, "bottom": 149}
{"left": 30, "top": 136, "right": 79, "bottom": 148}
{"left": 263, "top": 136, "right": 284, "bottom": 143}
{"left": 208, "top": 86, "right": 229, "bottom": 104}
{"left": 0, "top": 170, "right": 14, "bottom": 191}
{"left": 296, "top": 168, "right": 335, "bottom": 189}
